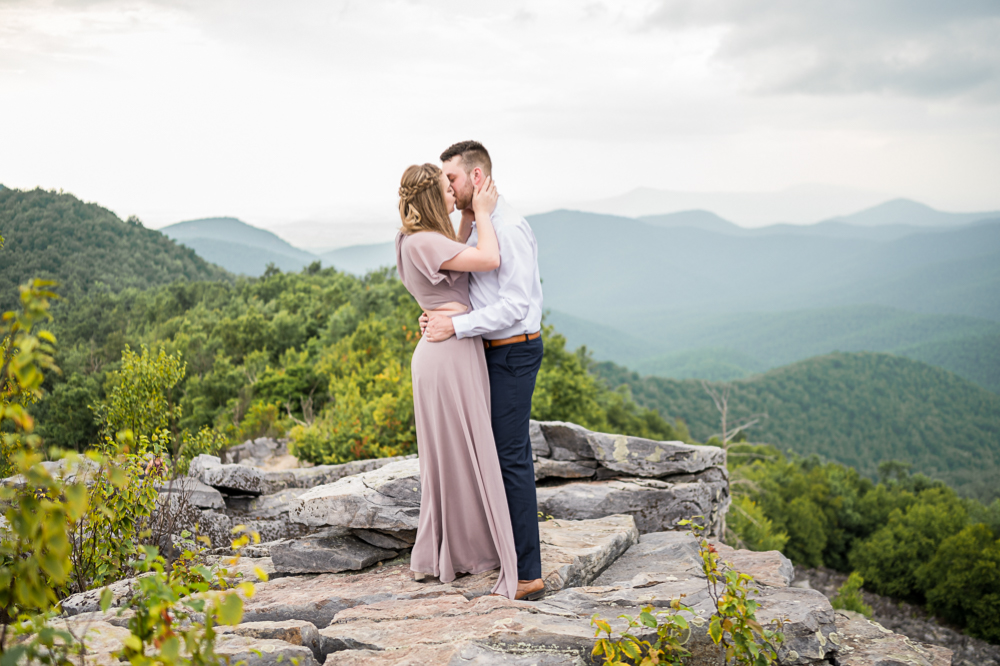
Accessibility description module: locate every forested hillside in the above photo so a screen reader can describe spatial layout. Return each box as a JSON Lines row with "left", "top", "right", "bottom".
{"left": 28, "top": 267, "right": 677, "bottom": 468}
{"left": 0, "top": 188, "right": 229, "bottom": 310}
{"left": 596, "top": 352, "right": 1000, "bottom": 501}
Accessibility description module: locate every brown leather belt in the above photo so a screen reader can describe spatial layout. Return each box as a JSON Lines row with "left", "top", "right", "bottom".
{"left": 483, "top": 331, "right": 541, "bottom": 349}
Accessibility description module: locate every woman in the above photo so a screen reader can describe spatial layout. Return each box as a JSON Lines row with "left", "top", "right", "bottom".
{"left": 395, "top": 163, "right": 519, "bottom": 600}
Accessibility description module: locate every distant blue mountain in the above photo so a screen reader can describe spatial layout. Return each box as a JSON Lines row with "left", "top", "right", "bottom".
{"left": 320, "top": 242, "right": 395, "bottom": 276}
{"left": 160, "top": 217, "right": 319, "bottom": 276}
{"left": 638, "top": 210, "right": 742, "bottom": 233}
{"left": 825, "top": 198, "right": 1000, "bottom": 228}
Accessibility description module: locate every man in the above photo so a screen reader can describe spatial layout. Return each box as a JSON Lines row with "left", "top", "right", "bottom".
{"left": 422, "top": 140, "right": 545, "bottom": 601}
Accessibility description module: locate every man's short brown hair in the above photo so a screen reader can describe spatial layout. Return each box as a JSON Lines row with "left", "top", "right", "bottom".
{"left": 440, "top": 140, "right": 492, "bottom": 177}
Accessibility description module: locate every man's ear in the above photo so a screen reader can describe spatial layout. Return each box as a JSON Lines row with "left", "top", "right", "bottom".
{"left": 471, "top": 167, "right": 483, "bottom": 187}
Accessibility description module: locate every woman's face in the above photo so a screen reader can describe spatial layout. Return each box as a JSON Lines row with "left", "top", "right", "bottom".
{"left": 440, "top": 172, "right": 456, "bottom": 214}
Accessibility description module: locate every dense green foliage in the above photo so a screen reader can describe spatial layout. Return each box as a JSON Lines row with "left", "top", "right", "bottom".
{"left": 22, "top": 265, "right": 672, "bottom": 468}
{"left": 0, "top": 239, "right": 253, "bottom": 663}
{"left": 0, "top": 188, "right": 229, "bottom": 311}
{"left": 726, "top": 446, "right": 1000, "bottom": 642}
{"left": 831, "top": 573, "right": 873, "bottom": 618}
{"left": 597, "top": 352, "right": 1000, "bottom": 501}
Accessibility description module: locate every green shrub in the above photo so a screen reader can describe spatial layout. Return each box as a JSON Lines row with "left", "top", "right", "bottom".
{"left": 850, "top": 487, "right": 967, "bottom": 601}
{"left": 831, "top": 573, "right": 873, "bottom": 618}
{"left": 727, "top": 495, "right": 789, "bottom": 553}
{"left": 591, "top": 521, "right": 784, "bottom": 666}
{"left": 176, "top": 426, "right": 229, "bottom": 475}
{"left": 918, "top": 524, "right": 1000, "bottom": 643}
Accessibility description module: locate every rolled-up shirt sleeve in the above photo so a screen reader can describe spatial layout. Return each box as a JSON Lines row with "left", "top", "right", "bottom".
{"left": 452, "top": 224, "right": 534, "bottom": 339}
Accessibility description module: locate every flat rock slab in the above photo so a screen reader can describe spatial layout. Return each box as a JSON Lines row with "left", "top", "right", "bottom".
{"left": 321, "top": 594, "right": 600, "bottom": 661}
{"left": 534, "top": 581, "right": 839, "bottom": 665}
{"left": 204, "top": 465, "right": 264, "bottom": 496}
{"left": 225, "top": 437, "right": 286, "bottom": 464}
{"left": 212, "top": 634, "right": 319, "bottom": 666}
{"left": 536, "top": 475, "right": 729, "bottom": 536}
{"left": 834, "top": 611, "right": 952, "bottom": 666}
{"left": 60, "top": 576, "right": 140, "bottom": 616}
{"left": 243, "top": 517, "right": 640, "bottom": 626}
{"left": 327, "top": 643, "right": 586, "bottom": 665}
{"left": 156, "top": 476, "right": 225, "bottom": 509}
{"left": 240, "top": 562, "right": 492, "bottom": 627}
{"left": 261, "top": 455, "right": 417, "bottom": 494}
{"left": 229, "top": 487, "right": 312, "bottom": 519}
{"left": 43, "top": 620, "right": 132, "bottom": 665}
{"left": 271, "top": 528, "right": 398, "bottom": 574}
{"left": 189, "top": 454, "right": 264, "bottom": 495}
{"left": 592, "top": 530, "right": 702, "bottom": 586}
{"left": 218, "top": 619, "right": 323, "bottom": 662}
{"left": 289, "top": 459, "right": 421, "bottom": 531}
{"left": 714, "top": 540, "right": 794, "bottom": 589}
{"left": 534, "top": 458, "right": 597, "bottom": 481}
{"left": 538, "top": 515, "right": 638, "bottom": 591}
{"left": 205, "top": 555, "right": 280, "bottom": 584}
{"left": 535, "top": 420, "right": 726, "bottom": 477}
{"left": 321, "top": 594, "right": 530, "bottom": 653}
{"left": 593, "top": 531, "right": 794, "bottom": 589}
{"left": 316, "top": 579, "right": 843, "bottom": 665}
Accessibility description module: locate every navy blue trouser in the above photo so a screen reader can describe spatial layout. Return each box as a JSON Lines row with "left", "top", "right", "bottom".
{"left": 484, "top": 336, "right": 544, "bottom": 580}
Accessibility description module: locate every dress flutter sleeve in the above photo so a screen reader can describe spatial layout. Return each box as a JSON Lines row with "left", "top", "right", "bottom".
{"left": 404, "top": 231, "right": 469, "bottom": 285}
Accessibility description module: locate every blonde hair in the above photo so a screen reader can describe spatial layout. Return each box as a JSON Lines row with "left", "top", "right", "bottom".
{"left": 398, "top": 163, "right": 457, "bottom": 241}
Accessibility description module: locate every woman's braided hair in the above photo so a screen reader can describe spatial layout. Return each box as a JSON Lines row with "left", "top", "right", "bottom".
{"left": 398, "top": 163, "right": 457, "bottom": 240}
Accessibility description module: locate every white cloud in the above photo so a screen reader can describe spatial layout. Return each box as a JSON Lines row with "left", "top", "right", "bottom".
{"left": 0, "top": 0, "right": 998, "bottom": 246}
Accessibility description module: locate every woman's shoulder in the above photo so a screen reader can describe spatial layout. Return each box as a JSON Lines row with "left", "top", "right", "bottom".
{"left": 401, "top": 229, "right": 462, "bottom": 250}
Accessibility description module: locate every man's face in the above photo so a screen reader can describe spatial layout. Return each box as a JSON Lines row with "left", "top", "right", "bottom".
{"left": 442, "top": 156, "right": 477, "bottom": 211}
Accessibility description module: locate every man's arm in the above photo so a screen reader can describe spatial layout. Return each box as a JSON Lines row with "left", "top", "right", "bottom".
{"left": 451, "top": 223, "right": 535, "bottom": 339}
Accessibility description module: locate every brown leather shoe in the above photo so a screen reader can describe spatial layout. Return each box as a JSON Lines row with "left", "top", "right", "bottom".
{"left": 515, "top": 578, "right": 545, "bottom": 601}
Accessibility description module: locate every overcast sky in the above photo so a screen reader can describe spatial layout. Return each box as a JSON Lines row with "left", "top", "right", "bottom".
{"left": 2, "top": 0, "right": 999, "bottom": 245}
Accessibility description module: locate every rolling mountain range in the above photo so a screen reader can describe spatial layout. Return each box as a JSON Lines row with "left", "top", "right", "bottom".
{"left": 2, "top": 186, "right": 997, "bottom": 497}
{"left": 146, "top": 197, "right": 1000, "bottom": 393}
{"left": 526, "top": 208, "right": 1000, "bottom": 390}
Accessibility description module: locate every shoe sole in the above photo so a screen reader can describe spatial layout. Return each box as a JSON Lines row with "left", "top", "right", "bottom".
{"left": 516, "top": 588, "right": 546, "bottom": 601}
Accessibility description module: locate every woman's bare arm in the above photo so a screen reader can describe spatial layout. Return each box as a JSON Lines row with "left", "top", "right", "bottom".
{"left": 457, "top": 208, "right": 475, "bottom": 243}
{"left": 441, "top": 177, "right": 499, "bottom": 272}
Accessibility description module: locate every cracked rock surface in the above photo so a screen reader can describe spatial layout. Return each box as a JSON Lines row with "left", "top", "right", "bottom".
{"left": 288, "top": 459, "right": 421, "bottom": 531}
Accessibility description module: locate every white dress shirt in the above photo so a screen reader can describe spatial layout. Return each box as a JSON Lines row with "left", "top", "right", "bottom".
{"left": 452, "top": 196, "right": 544, "bottom": 341}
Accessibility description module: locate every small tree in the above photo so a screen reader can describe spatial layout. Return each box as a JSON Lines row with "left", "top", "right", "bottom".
{"left": 831, "top": 572, "right": 873, "bottom": 618}
{"left": 93, "top": 344, "right": 185, "bottom": 443}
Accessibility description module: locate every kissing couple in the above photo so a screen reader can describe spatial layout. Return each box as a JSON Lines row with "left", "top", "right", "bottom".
{"left": 395, "top": 141, "right": 545, "bottom": 601}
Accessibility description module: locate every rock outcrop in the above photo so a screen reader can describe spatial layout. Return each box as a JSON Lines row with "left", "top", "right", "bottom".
{"left": 531, "top": 421, "right": 730, "bottom": 536}
{"left": 537, "top": 471, "right": 728, "bottom": 536}
{"left": 270, "top": 527, "right": 399, "bottom": 574}
{"left": 532, "top": 420, "right": 726, "bottom": 478}
{"left": 26, "top": 419, "right": 948, "bottom": 665}
{"left": 190, "top": 454, "right": 264, "bottom": 496}
{"left": 288, "top": 459, "right": 421, "bottom": 532}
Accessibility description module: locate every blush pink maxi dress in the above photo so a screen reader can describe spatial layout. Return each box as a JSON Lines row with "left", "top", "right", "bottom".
{"left": 395, "top": 230, "right": 519, "bottom": 600}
